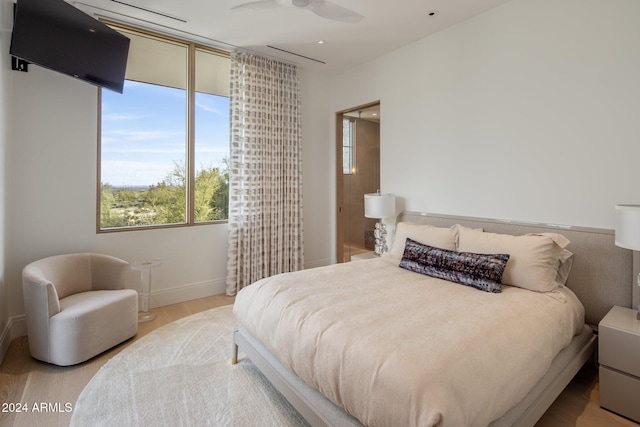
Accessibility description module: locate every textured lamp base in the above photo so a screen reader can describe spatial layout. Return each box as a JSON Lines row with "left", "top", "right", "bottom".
{"left": 374, "top": 222, "right": 388, "bottom": 255}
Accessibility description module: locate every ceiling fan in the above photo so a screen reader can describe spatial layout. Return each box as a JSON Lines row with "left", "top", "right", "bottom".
{"left": 230, "top": 0, "right": 364, "bottom": 24}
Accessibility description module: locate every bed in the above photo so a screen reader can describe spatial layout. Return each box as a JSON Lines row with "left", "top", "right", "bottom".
{"left": 231, "top": 212, "right": 632, "bottom": 427}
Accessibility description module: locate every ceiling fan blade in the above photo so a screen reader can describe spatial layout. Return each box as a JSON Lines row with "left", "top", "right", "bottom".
{"left": 230, "top": 0, "right": 281, "bottom": 11}
{"left": 308, "top": 0, "right": 364, "bottom": 23}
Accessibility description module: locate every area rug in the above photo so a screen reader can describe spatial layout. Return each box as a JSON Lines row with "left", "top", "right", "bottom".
{"left": 71, "top": 305, "right": 308, "bottom": 426}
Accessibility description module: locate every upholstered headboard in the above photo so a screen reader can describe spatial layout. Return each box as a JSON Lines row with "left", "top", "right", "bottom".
{"left": 395, "top": 212, "right": 632, "bottom": 326}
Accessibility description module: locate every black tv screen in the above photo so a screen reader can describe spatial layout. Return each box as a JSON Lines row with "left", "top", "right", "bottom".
{"left": 10, "top": 0, "right": 130, "bottom": 93}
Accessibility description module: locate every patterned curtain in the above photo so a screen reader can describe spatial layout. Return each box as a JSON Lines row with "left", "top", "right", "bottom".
{"left": 226, "top": 50, "right": 304, "bottom": 295}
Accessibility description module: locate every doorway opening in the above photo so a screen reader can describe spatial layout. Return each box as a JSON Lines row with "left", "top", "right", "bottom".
{"left": 336, "top": 102, "right": 380, "bottom": 262}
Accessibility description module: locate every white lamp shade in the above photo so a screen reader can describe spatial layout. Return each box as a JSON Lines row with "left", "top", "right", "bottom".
{"left": 364, "top": 193, "right": 395, "bottom": 219}
{"left": 615, "top": 204, "right": 640, "bottom": 250}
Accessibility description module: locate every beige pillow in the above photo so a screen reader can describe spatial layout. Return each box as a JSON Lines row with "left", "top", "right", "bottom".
{"left": 387, "top": 222, "right": 458, "bottom": 261}
{"left": 456, "top": 225, "right": 570, "bottom": 292}
{"left": 556, "top": 248, "right": 574, "bottom": 286}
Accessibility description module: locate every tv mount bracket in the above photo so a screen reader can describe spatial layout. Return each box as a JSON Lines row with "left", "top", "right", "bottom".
{"left": 11, "top": 56, "right": 29, "bottom": 72}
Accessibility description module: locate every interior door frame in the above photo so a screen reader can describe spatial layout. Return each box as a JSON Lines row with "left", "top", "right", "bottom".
{"left": 335, "top": 100, "right": 380, "bottom": 263}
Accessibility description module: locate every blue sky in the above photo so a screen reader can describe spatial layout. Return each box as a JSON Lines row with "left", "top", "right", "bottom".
{"left": 101, "top": 80, "right": 230, "bottom": 187}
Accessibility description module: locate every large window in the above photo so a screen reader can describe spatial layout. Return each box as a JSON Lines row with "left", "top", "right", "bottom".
{"left": 99, "top": 24, "right": 230, "bottom": 231}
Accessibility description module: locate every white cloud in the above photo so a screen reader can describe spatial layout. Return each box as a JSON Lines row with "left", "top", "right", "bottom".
{"left": 196, "top": 99, "right": 226, "bottom": 116}
{"left": 101, "top": 160, "right": 175, "bottom": 186}
{"left": 194, "top": 146, "right": 228, "bottom": 154}
{"left": 105, "top": 129, "right": 185, "bottom": 141}
{"left": 102, "top": 146, "right": 186, "bottom": 155}
{"left": 103, "top": 113, "right": 149, "bottom": 121}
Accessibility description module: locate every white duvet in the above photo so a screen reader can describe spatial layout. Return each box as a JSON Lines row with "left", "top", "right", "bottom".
{"left": 233, "top": 256, "right": 585, "bottom": 427}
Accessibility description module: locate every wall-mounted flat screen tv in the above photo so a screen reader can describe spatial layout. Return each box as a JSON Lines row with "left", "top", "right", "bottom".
{"left": 10, "top": 0, "right": 130, "bottom": 93}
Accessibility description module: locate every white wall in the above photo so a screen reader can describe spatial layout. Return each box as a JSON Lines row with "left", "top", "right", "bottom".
{"left": 329, "top": 0, "right": 640, "bottom": 230}
{"left": 300, "top": 70, "right": 333, "bottom": 268}
{"left": 11, "top": 0, "right": 636, "bottom": 355}
{"left": 0, "top": 0, "right": 11, "bottom": 359}
{"left": 1, "top": 25, "right": 333, "bottom": 348}
{"left": 7, "top": 66, "right": 100, "bottom": 319}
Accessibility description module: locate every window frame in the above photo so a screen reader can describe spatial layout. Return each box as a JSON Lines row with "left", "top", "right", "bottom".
{"left": 96, "top": 21, "right": 230, "bottom": 233}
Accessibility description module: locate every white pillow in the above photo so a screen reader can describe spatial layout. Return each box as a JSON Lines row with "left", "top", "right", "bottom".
{"left": 456, "top": 225, "right": 571, "bottom": 292}
{"left": 556, "top": 248, "right": 574, "bottom": 286}
{"left": 387, "top": 222, "right": 458, "bottom": 261}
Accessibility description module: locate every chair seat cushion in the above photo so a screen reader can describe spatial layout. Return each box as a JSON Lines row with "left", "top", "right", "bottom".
{"left": 48, "top": 289, "right": 138, "bottom": 366}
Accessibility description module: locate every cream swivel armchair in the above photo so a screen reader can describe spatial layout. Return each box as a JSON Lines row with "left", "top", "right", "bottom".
{"left": 22, "top": 253, "right": 138, "bottom": 366}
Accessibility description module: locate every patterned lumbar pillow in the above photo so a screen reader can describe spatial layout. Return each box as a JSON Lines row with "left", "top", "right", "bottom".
{"left": 399, "top": 238, "right": 509, "bottom": 293}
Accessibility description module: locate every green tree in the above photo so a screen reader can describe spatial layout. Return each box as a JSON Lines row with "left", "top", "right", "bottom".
{"left": 146, "top": 162, "right": 187, "bottom": 225}
{"left": 195, "top": 159, "right": 229, "bottom": 222}
{"left": 100, "top": 159, "right": 229, "bottom": 229}
{"left": 100, "top": 183, "right": 124, "bottom": 228}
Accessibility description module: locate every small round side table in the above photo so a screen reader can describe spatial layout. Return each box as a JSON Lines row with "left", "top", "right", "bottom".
{"left": 130, "top": 259, "right": 161, "bottom": 322}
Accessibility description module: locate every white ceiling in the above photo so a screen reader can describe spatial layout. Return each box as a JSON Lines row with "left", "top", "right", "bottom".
{"left": 73, "top": 0, "right": 512, "bottom": 75}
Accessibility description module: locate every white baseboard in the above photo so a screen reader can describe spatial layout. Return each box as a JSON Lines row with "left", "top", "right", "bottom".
{"left": 305, "top": 258, "right": 332, "bottom": 269}
{"left": 0, "top": 279, "right": 226, "bottom": 363}
{"left": 0, "top": 314, "right": 27, "bottom": 365}
{"left": 146, "top": 260, "right": 333, "bottom": 309}
{"left": 1, "top": 265, "right": 330, "bottom": 363}
{"left": 148, "top": 278, "right": 227, "bottom": 309}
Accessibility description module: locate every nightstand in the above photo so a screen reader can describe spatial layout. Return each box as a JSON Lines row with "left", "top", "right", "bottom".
{"left": 599, "top": 305, "right": 640, "bottom": 422}
{"left": 350, "top": 252, "right": 378, "bottom": 261}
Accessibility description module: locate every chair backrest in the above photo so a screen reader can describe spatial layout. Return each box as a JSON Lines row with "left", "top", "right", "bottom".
{"left": 89, "top": 253, "right": 129, "bottom": 290}
{"left": 27, "top": 253, "right": 94, "bottom": 300}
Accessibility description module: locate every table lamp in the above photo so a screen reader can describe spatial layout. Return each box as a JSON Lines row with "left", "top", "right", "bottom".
{"left": 364, "top": 190, "right": 396, "bottom": 255}
{"left": 615, "top": 204, "right": 640, "bottom": 317}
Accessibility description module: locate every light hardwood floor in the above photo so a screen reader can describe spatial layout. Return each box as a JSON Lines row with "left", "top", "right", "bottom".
{"left": 0, "top": 294, "right": 637, "bottom": 427}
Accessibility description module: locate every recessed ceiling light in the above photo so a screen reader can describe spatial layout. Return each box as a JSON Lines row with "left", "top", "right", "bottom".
{"left": 427, "top": 10, "right": 439, "bottom": 17}
{"left": 317, "top": 40, "right": 325, "bottom": 44}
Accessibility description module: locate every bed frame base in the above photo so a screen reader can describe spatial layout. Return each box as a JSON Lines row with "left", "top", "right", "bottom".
{"left": 233, "top": 326, "right": 596, "bottom": 427}
{"left": 500, "top": 333, "right": 596, "bottom": 427}
{"left": 233, "top": 326, "right": 362, "bottom": 427}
